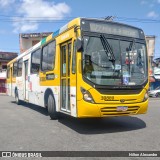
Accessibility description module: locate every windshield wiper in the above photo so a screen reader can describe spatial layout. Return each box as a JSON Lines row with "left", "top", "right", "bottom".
{"left": 128, "top": 40, "right": 135, "bottom": 51}
{"left": 100, "top": 35, "right": 115, "bottom": 62}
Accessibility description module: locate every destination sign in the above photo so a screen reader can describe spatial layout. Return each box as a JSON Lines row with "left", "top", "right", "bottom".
{"left": 81, "top": 19, "right": 144, "bottom": 39}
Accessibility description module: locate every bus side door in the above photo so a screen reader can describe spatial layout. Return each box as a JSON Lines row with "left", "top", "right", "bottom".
{"left": 60, "top": 42, "right": 71, "bottom": 112}
{"left": 60, "top": 40, "right": 77, "bottom": 117}
{"left": 24, "top": 60, "right": 29, "bottom": 100}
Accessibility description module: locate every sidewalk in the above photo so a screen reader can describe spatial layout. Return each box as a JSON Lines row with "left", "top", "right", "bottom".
{"left": 0, "top": 93, "right": 7, "bottom": 96}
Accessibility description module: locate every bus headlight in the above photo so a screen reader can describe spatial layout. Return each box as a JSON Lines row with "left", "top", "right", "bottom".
{"left": 80, "top": 87, "right": 95, "bottom": 103}
{"left": 143, "top": 91, "right": 148, "bottom": 102}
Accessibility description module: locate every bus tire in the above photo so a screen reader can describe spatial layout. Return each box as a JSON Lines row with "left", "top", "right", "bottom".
{"left": 15, "top": 89, "right": 21, "bottom": 105}
{"left": 47, "top": 94, "right": 58, "bottom": 120}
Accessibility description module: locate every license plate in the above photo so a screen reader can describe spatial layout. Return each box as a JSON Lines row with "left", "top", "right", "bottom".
{"left": 117, "top": 106, "right": 128, "bottom": 112}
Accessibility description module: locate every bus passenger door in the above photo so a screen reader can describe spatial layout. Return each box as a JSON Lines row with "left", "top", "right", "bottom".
{"left": 24, "top": 60, "right": 29, "bottom": 100}
{"left": 60, "top": 42, "right": 71, "bottom": 112}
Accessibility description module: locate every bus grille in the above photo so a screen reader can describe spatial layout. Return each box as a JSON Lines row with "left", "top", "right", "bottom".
{"left": 101, "top": 106, "right": 139, "bottom": 116}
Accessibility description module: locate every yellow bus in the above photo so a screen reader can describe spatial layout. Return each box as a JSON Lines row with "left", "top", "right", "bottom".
{"left": 7, "top": 18, "right": 149, "bottom": 119}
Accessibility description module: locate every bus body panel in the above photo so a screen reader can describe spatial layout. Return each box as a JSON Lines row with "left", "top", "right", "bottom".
{"left": 16, "top": 76, "right": 24, "bottom": 100}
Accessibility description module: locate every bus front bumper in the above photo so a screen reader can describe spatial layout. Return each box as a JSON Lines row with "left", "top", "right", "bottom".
{"left": 77, "top": 99, "right": 148, "bottom": 118}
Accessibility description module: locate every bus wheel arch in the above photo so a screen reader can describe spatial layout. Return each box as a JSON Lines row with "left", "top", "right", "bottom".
{"left": 44, "top": 88, "right": 53, "bottom": 108}
{"left": 44, "top": 89, "right": 58, "bottom": 120}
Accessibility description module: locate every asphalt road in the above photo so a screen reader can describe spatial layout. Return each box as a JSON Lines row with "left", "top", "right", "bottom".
{"left": 0, "top": 95, "right": 160, "bottom": 160}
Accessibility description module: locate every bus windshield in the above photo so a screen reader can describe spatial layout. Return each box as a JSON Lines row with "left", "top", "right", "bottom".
{"left": 83, "top": 35, "right": 147, "bottom": 86}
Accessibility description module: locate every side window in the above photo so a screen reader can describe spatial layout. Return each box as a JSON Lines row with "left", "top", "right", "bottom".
{"left": 68, "top": 43, "right": 71, "bottom": 75}
{"left": 31, "top": 49, "right": 41, "bottom": 74}
{"left": 42, "top": 41, "right": 56, "bottom": 71}
{"left": 48, "top": 41, "right": 56, "bottom": 70}
{"left": 42, "top": 45, "right": 48, "bottom": 71}
{"left": 13, "top": 62, "right": 17, "bottom": 77}
{"left": 72, "top": 41, "right": 76, "bottom": 74}
{"left": 17, "top": 59, "right": 23, "bottom": 77}
{"left": 2, "top": 65, "right": 7, "bottom": 69}
{"left": 7, "top": 67, "right": 10, "bottom": 78}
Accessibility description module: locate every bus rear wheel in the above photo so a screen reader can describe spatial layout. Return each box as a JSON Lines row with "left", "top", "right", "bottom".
{"left": 15, "top": 90, "right": 21, "bottom": 105}
{"left": 47, "top": 94, "right": 58, "bottom": 120}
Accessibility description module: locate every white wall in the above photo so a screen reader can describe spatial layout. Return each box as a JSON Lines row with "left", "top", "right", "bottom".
{"left": 20, "top": 37, "right": 41, "bottom": 53}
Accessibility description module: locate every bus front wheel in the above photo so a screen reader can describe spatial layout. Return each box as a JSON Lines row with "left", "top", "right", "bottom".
{"left": 47, "top": 94, "right": 58, "bottom": 120}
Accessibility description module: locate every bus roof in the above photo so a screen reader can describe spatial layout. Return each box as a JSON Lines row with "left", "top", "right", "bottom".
{"left": 81, "top": 17, "right": 143, "bottom": 31}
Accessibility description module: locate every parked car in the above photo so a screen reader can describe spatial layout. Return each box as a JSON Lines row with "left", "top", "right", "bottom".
{"left": 148, "top": 86, "right": 160, "bottom": 97}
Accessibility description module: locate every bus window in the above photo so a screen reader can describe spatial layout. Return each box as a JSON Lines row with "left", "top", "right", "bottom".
{"left": 48, "top": 41, "right": 56, "bottom": 70}
{"left": 31, "top": 49, "right": 41, "bottom": 74}
{"left": 42, "top": 41, "right": 56, "bottom": 71}
{"left": 42, "top": 45, "right": 48, "bottom": 71}
{"left": 62, "top": 45, "right": 66, "bottom": 76}
{"left": 68, "top": 43, "right": 71, "bottom": 75}
{"left": 72, "top": 41, "right": 76, "bottom": 74}
{"left": 17, "top": 59, "right": 23, "bottom": 77}
{"left": 13, "top": 62, "right": 17, "bottom": 77}
{"left": 7, "top": 67, "right": 10, "bottom": 78}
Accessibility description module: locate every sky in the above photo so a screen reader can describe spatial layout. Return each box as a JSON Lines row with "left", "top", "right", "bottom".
{"left": 0, "top": 0, "right": 160, "bottom": 57}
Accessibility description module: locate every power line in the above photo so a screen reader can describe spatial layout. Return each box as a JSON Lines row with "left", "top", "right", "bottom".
{"left": 0, "top": 14, "right": 159, "bottom": 21}
{"left": 0, "top": 15, "right": 160, "bottom": 23}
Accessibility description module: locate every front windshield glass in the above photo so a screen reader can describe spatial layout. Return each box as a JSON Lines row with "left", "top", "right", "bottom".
{"left": 83, "top": 36, "right": 147, "bottom": 86}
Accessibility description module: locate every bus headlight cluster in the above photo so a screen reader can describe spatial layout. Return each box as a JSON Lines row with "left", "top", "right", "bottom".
{"left": 80, "top": 87, "right": 95, "bottom": 103}
{"left": 143, "top": 91, "right": 148, "bottom": 102}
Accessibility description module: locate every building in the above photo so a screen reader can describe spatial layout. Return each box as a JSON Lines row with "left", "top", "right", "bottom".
{"left": 145, "top": 36, "right": 157, "bottom": 89}
{"left": 19, "top": 32, "right": 52, "bottom": 54}
{"left": 0, "top": 52, "right": 18, "bottom": 93}
{"left": 146, "top": 36, "right": 156, "bottom": 67}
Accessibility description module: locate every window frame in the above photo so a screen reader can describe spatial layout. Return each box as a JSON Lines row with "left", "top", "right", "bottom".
{"left": 42, "top": 45, "right": 48, "bottom": 71}
{"left": 41, "top": 40, "right": 56, "bottom": 72}
{"left": 13, "top": 62, "right": 17, "bottom": 77}
{"left": 72, "top": 41, "right": 76, "bottom": 74}
{"left": 31, "top": 48, "right": 41, "bottom": 74}
{"left": 17, "top": 58, "right": 23, "bottom": 77}
{"left": 7, "top": 67, "right": 10, "bottom": 78}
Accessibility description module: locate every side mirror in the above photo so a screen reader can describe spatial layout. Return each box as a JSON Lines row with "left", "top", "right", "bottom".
{"left": 75, "top": 37, "right": 83, "bottom": 52}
